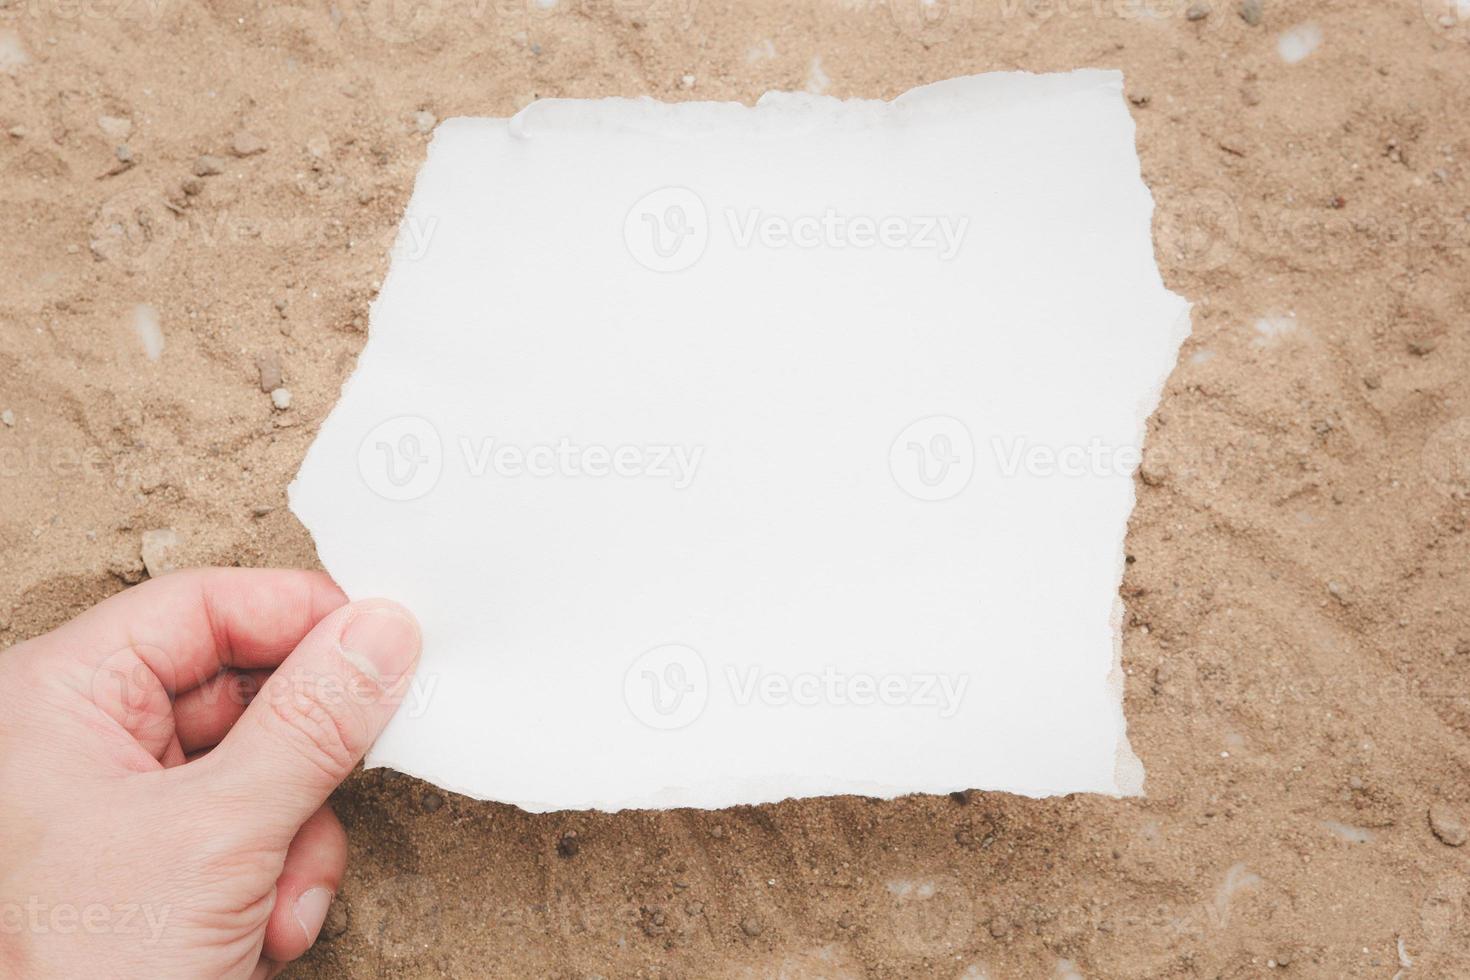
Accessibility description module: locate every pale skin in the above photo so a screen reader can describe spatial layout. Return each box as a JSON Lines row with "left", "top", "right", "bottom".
{"left": 0, "top": 569, "right": 422, "bottom": 979}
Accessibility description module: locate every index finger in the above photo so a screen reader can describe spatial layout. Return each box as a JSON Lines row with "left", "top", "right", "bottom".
{"left": 37, "top": 568, "right": 348, "bottom": 696}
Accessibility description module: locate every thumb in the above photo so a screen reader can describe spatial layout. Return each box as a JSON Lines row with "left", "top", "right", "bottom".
{"left": 209, "top": 598, "right": 421, "bottom": 840}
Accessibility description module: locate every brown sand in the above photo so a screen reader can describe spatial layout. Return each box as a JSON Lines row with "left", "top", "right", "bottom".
{"left": 3, "top": 0, "right": 1470, "bottom": 975}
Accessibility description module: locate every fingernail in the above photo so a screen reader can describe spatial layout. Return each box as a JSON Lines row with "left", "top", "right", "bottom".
{"left": 339, "top": 603, "right": 421, "bottom": 685}
{"left": 293, "top": 887, "right": 334, "bottom": 946}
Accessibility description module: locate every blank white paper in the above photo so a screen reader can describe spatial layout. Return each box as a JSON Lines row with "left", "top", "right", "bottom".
{"left": 290, "top": 70, "right": 1190, "bottom": 812}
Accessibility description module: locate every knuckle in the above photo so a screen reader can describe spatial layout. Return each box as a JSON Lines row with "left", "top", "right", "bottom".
{"left": 262, "top": 680, "right": 365, "bottom": 780}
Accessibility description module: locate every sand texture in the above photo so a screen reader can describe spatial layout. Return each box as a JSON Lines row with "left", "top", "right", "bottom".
{"left": 2, "top": 0, "right": 1470, "bottom": 975}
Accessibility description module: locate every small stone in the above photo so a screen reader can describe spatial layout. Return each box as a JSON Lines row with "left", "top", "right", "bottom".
{"left": 421, "top": 792, "right": 443, "bottom": 813}
{"left": 193, "top": 155, "right": 226, "bottom": 177}
{"left": 1139, "top": 453, "right": 1168, "bottom": 487}
{"left": 270, "top": 387, "right": 293, "bottom": 411}
{"left": 255, "top": 351, "right": 283, "bottom": 392}
{"left": 988, "top": 915, "right": 1010, "bottom": 939}
{"left": 1407, "top": 337, "right": 1437, "bottom": 357}
{"left": 1429, "top": 802, "right": 1467, "bottom": 847}
{"left": 321, "top": 899, "right": 350, "bottom": 941}
{"left": 1128, "top": 92, "right": 1151, "bottom": 107}
{"left": 685, "top": 900, "right": 704, "bottom": 916}
{"left": 231, "top": 130, "right": 267, "bottom": 157}
{"left": 140, "top": 528, "right": 180, "bottom": 579}
{"left": 1238, "top": 0, "right": 1262, "bottom": 25}
{"left": 1186, "top": 3, "right": 1209, "bottom": 20}
{"left": 413, "top": 110, "right": 436, "bottom": 135}
{"left": 1, "top": 409, "right": 13, "bottom": 427}
{"left": 740, "top": 916, "right": 763, "bottom": 937}
{"left": 114, "top": 144, "right": 133, "bottom": 163}
{"left": 556, "top": 832, "right": 579, "bottom": 858}
{"left": 1362, "top": 373, "right": 1381, "bottom": 390}
{"left": 250, "top": 505, "right": 273, "bottom": 518}
{"left": 7, "top": 125, "right": 25, "bottom": 139}
{"left": 109, "top": 556, "right": 146, "bottom": 585}
{"left": 182, "top": 178, "right": 203, "bottom": 196}
{"left": 710, "top": 825, "right": 726, "bottom": 838}
{"left": 1327, "top": 581, "right": 1348, "bottom": 603}
{"left": 98, "top": 115, "right": 132, "bottom": 140}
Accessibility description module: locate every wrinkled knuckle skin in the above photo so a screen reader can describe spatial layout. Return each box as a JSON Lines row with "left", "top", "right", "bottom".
{"left": 264, "top": 683, "right": 362, "bottom": 781}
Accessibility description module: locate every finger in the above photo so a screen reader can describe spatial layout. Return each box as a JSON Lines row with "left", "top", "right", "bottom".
{"left": 174, "top": 669, "right": 272, "bottom": 754}
{"left": 49, "top": 568, "right": 346, "bottom": 697}
{"left": 263, "top": 805, "right": 348, "bottom": 964}
{"left": 206, "top": 599, "right": 421, "bottom": 840}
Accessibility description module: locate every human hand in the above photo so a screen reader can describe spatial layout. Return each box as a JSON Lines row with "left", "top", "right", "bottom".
{"left": 0, "top": 569, "right": 422, "bottom": 979}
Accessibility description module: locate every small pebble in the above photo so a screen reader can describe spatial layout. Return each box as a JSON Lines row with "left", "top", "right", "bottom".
{"left": 231, "top": 130, "right": 267, "bottom": 157}
{"left": 1, "top": 409, "right": 13, "bottom": 427}
{"left": 1327, "top": 581, "right": 1348, "bottom": 603}
{"left": 421, "top": 792, "right": 444, "bottom": 813}
{"left": 740, "top": 916, "right": 763, "bottom": 937}
{"left": 413, "top": 110, "right": 436, "bottom": 135}
{"left": 321, "top": 899, "right": 350, "bottom": 941}
{"left": 250, "top": 505, "right": 274, "bottom": 518}
{"left": 114, "top": 144, "right": 133, "bottom": 163}
{"left": 140, "top": 528, "right": 180, "bottom": 579}
{"left": 193, "top": 155, "right": 226, "bottom": 177}
{"left": 182, "top": 178, "right": 204, "bottom": 196}
{"left": 1139, "top": 454, "right": 1168, "bottom": 486}
{"left": 255, "top": 351, "right": 283, "bottom": 392}
{"left": 97, "top": 115, "right": 132, "bottom": 140}
{"left": 685, "top": 901, "right": 704, "bottom": 916}
{"left": 1186, "top": 2, "right": 1209, "bottom": 20}
{"left": 556, "top": 832, "right": 579, "bottom": 858}
{"left": 270, "top": 387, "right": 293, "bottom": 411}
{"left": 1239, "top": 0, "right": 1262, "bottom": 25}
{"left": 1429, "top": 802, "right": 1467, "bottom": 847}
{"left": 7, "top": 125, "right": 25, "bottom": 139}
